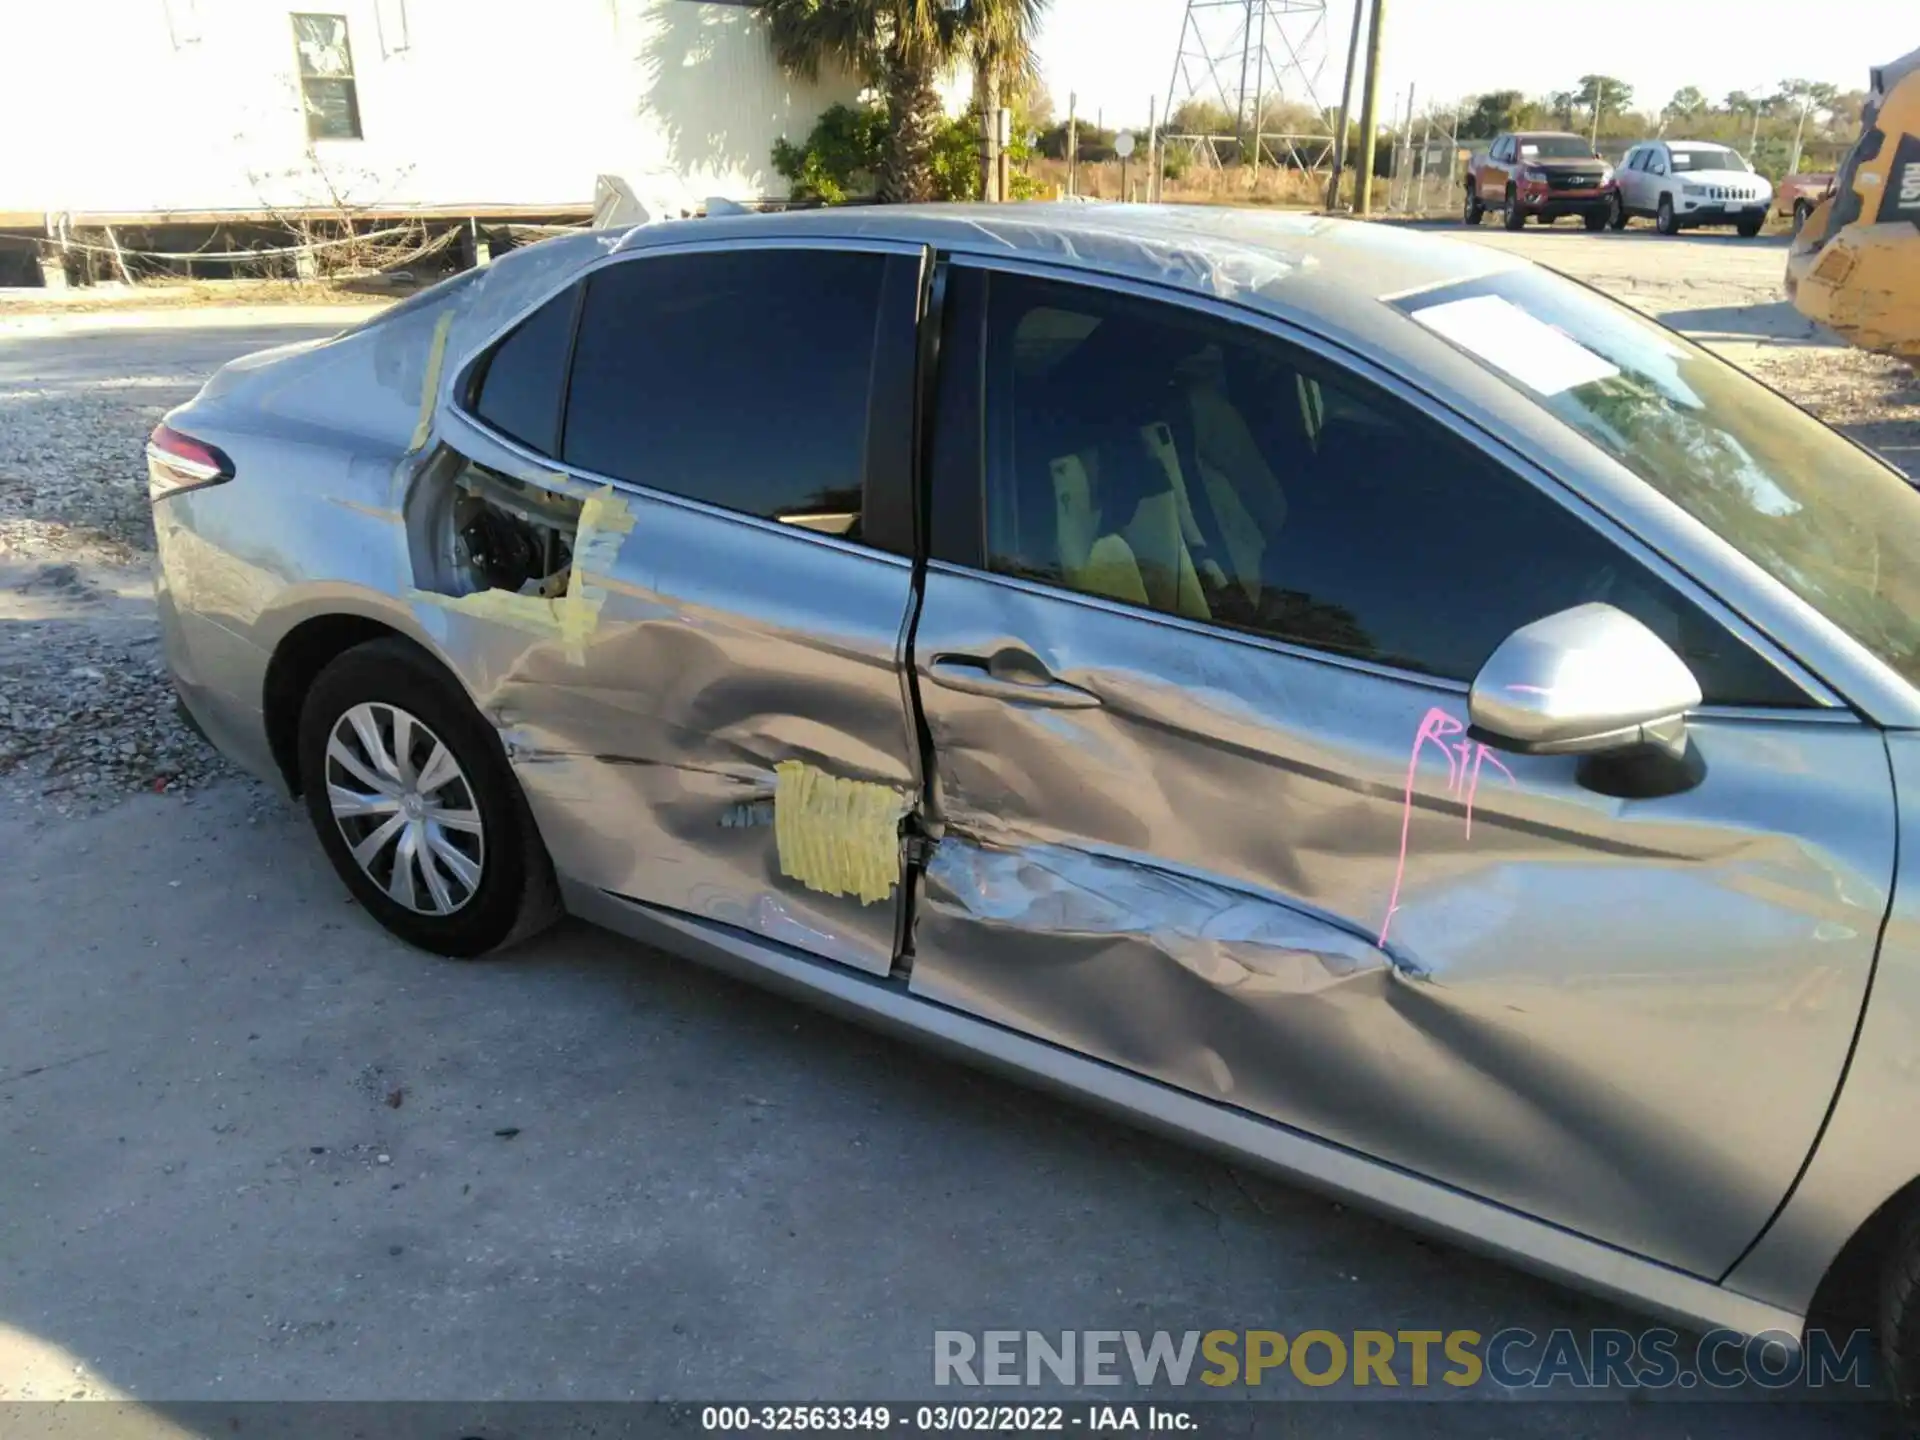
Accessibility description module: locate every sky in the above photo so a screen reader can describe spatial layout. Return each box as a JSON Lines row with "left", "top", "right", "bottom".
{"left": 1033, "top": 0, "right": 1909, "bottom": 132}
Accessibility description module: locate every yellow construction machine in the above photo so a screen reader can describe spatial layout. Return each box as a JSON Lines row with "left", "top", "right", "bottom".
{"left": 1786, "top": 43, "right": 1920, "bottom": 361}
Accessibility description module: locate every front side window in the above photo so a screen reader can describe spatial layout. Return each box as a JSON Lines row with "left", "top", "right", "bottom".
{"left": 562, "top": 248, "right": 885, "bottom": 539}
{"left": 292, "top": 14, "right": 361, "bottom": 141}
{"left": 1399, "top": 268, "right": 1920, "bottom": 689}
{"left": 977, "top": 270, "right": 1804, "bottom": 705}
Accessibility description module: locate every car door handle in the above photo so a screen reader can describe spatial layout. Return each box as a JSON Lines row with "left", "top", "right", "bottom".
{"left": 925, "top": 651, "right": 1101, "bottom": 709}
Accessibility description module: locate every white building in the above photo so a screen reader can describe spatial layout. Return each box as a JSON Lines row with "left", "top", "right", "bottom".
{"left": 0, "top": 0, "right": 921, "bottom": 230}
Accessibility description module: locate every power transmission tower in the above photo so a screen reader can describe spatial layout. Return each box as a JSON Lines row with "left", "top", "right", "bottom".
{"left": 1161, "top": 0, "right": 1337, "bottom": 175}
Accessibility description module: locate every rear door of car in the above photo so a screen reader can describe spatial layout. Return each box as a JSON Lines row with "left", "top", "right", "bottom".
{"left": 905, "top": 256, "right": 1894, "bottom": 1278}
{"left": 429, "top": 237, "right": 930, "bottom": 976}
{"left": 1619, "top": 146, "right": 1646, "bottom": 211}
{"left": 1482, "top": 136, "right": 1512, "bottom": 200}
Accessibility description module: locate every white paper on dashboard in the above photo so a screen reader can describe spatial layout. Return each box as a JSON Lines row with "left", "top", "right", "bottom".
{"left": 1409, "top": 293, "right": 1621, "bottom": 395}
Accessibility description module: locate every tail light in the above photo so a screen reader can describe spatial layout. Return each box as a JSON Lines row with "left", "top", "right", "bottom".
{"left": 146, "top": 424, "right": 234, "bottom": 501}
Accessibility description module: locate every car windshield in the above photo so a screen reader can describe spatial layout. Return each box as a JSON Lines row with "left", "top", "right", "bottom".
{"left": 1397, "top": 269, "right": 1920, "bottom": 689}
{"left": 1517, "top": 136, "right": 1597, "bottom": 159}
{"left": 1670, "top": 147, "right": 1747, "bottom": 172}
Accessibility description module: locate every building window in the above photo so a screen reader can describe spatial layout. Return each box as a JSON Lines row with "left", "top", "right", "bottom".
{"left": 292, "top": 14, "right": 362, "bottom": 140}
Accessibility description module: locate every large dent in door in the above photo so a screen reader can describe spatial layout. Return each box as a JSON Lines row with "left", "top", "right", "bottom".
{"left": 404, "top": 472, "right": 921, "bottom": 977}
{"left": 928, "top": 840, "right": 1403, "bottom": 992}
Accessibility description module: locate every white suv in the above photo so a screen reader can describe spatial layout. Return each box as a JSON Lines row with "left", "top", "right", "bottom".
{"left": 1610, "top": 140, "right": 1774, "bottom": 236}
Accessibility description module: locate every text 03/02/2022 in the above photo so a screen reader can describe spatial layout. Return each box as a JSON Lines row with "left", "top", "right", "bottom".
{"left": 699, "top": 1405, "right": 1197, "bottom": 1432}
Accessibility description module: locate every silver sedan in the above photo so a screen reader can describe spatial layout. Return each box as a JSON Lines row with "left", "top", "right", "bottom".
{"left": 150, "top": 204, "right": 1920, "bottom": 1401}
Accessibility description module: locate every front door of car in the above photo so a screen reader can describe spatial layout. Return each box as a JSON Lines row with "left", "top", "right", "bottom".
{"left": 907, "top": 262, "right": 1894, "bottom": 1277}
{"left": 423, "top": 240, "right": 929, "bottom": 977}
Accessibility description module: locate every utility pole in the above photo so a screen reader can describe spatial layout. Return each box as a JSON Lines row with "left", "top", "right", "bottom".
{"left": 1417, "top": 104, "right": 1432, "bottom": 214}
{"left": 1750, "top": 98, "right": 1762, "bottom": 155}
{"left": 1068, "top": 92, "right": 1078, "bottom": 197}
{"left": 1148, "top": 94, "right": 1159, "bottom": 202}
{"left": 1354, "top": 0, "right": 1387, "bottom": 214}
{"left": 1789, "top": 93, "right": 1812, "bottom": 176}
{"left": 1327, "top": 0, "right": 1367, "bottom": 210}
{"left": 1390, "top": 88, "right": 1405, "bottom": 211}
{"left": 1397, "top": 83, "right": 1416, "bottom": 211}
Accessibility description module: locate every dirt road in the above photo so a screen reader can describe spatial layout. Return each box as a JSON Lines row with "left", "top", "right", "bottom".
{"left": 0, "top": 239, "right": 1909, "bottom": 1427}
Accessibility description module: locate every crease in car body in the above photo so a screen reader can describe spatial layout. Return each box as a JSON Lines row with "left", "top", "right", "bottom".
{"left": 399, "top": 431, "right": 924, "bottom": 972}
{"left": 888, "top": 253, "right": 959, "bottom": 982}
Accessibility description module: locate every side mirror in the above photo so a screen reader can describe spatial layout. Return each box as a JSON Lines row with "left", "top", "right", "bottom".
{"left": 1469, "top": 603, "right": 1703, "bottom": 758}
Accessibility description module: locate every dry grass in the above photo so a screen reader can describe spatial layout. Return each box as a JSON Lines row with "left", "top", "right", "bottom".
{"left": 1027, "top": 157, "right": 1328, "bottom": 208}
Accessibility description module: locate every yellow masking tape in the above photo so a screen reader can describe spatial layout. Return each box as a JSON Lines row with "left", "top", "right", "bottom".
{"left": 558, "top": 486, "right": 636, "bottom": 663}
{"left": 409, "top": 310, "right": 455, "bottom": 452}
{"left": 772, "top": 761, "right": 908, "bottom": 906}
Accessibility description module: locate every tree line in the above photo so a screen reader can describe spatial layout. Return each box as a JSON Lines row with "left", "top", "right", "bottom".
{"left": 747, "top": 0, "right": 1868, "bottom": 200}
{"left": 1454, "top": 75, "right": 1866, "bottom": 176}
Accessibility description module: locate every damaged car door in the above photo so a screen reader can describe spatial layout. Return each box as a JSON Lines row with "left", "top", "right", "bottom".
{"left": 907, "top": 262, "right": 1894, "bottom": 1278}
{"left": 415, "top": 240, "right": 930, "bottom": 975}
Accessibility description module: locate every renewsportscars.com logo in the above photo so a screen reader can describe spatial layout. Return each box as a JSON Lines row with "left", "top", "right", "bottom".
{"left": 932, "top": 1328, "right": 1878, "bottom": 1393}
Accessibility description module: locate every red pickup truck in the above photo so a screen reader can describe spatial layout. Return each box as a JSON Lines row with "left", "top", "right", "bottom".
{"left": 1463, "top": 131, "right": 1618, "bottom": 230}
{"left": 1776, "top": 172, "right": 1838, "bottom": 231}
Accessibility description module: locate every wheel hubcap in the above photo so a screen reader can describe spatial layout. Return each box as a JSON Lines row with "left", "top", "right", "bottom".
{"left": 324, "top": 702, "right": 485, "bottom": 917}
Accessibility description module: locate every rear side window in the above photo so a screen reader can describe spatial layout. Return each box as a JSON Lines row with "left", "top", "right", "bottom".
{"left": 562, "top": 249, "right": 885, "bottom": 537}
{"left": 472, "top": 287, "right": 578, "bottom": 456}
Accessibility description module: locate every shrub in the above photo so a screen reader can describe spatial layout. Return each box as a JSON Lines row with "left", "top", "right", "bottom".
{"left": 772, "top": 101, "right": 1047, "bottom": 205}
{"left": 771, "top": 103, "right": 889, "bottom": 204}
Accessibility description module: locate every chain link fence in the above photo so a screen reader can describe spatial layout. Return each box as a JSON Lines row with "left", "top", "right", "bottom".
{"left": 1382, "top": 108, "right": 1466, "bottom": 218}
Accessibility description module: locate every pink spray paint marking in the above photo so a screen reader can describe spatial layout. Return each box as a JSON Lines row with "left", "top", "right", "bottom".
{"left": 1377, "top": 706, "right": 1514, "bottom": 948}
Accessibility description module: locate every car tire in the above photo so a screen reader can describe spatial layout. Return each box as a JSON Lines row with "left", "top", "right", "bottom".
{"left": 1503, "top": 187, "right": 1525, "bottom": 230}
{"left": 296, "top": 637, "right": 561, "bottom": 959}
{"left": 1608, "top": 193, "right": 1628, "bottom": 230}
{"left": 1462, "top": 185, "right": 1484, "bottom": 225}
{"left": 1737, "top": 216, "right": 1764, "bottom": 238}
{"left": 1881, "top": 1207, "right": 1920, "bottom": 1410}
{"left": 1584, "top": 207, "right": 1608, "bottom": 231}
{"left": 1656, "top": 196, "right": 1680, "bottom": 235}
{"left": 1793, "top": 198, "right": 1813, "bottom": 233}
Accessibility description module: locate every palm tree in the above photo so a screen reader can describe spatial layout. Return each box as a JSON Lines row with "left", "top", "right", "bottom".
{"left": 968, "top": 0, "right": 1046, "bottom": 199}
{"left": 756, "top": 0, "right": 1048, "bottom": 204}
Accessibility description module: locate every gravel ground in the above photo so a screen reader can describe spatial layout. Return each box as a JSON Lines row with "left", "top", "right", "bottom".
{"left": 0, "top": 249, "right": 1914, "bottom": 817}
{"left": 0, "top": 307, "right": 381, "bottom": 812}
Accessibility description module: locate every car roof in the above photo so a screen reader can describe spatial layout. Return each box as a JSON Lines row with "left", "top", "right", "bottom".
{"left": 1667, "top": 140, "right": 1736, "bottom": 149}
{"left": 606, "top": 203, "right": 1524, "bottom": 347}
